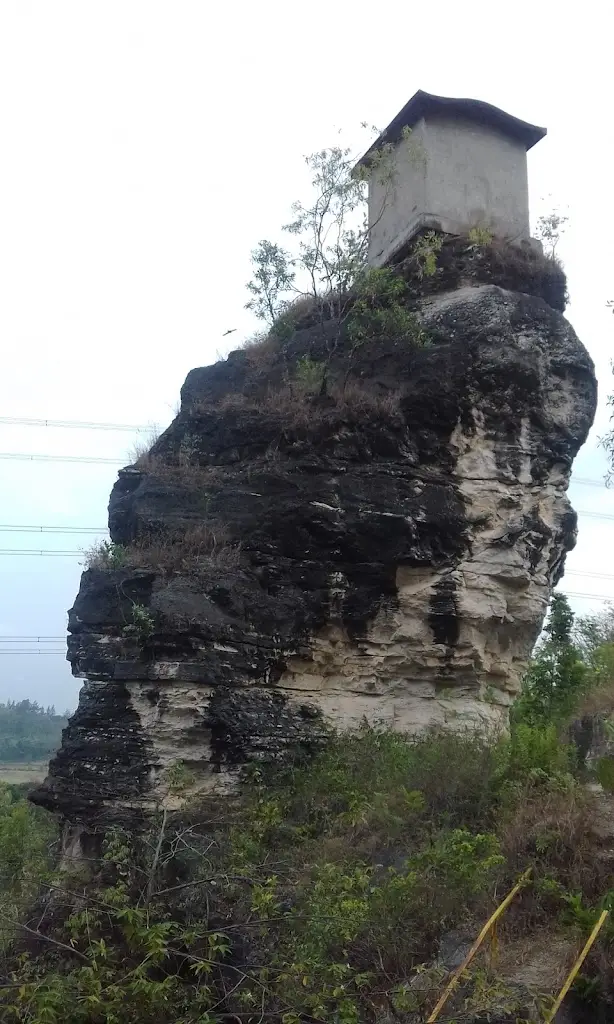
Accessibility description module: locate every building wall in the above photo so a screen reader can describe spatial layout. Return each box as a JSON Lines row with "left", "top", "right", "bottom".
{"left": 367, "top": 119, "right": 428, "bottom": 268}
{"left": 367, "top": 116, "right": 530, "bottom": 267}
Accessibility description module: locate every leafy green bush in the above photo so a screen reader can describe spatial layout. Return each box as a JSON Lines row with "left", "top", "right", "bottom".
{"left": 122, "top": 603, "right": 156, "bottom": 643}
{"left": 0, "top": 783, "right": 56, "bottom": 953}
{"left": 0, "top": 726, "right": 609, "bottom": 1022}
{"left": 83, "top": 540, "right": 127, "bottom": 570}
{"left": 347, "top": 266, "right": 427, "bottom": 347}
{"left": 597, "top": 756, "right": 614, "bottom": 792}
{"left": 499, "top": 722, "right": 576, "bottom": 791}
{"left": 294, "top": 354, "right": 325, "bottom": 392}
{"left": 411, "top": 230, "right": 443, "bottom": 277}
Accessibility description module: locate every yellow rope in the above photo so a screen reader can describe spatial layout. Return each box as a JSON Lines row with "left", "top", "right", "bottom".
{"left": 426, "top": 868, "right": 532, "bottom": 1023}
{"left": 489, "top": 918, "right": 498, "bottom": 968}
{"left": 544, "top": 909, "right": 609, "bottom": 1023}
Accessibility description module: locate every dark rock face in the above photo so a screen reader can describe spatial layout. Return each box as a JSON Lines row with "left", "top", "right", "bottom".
{"left": 31, "top": 262, "right": 596, "bottom": 822}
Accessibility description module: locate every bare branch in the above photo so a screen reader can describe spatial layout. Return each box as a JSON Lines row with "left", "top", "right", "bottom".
{"left": 0, "top": 910, "right": 89, "bottom": 962}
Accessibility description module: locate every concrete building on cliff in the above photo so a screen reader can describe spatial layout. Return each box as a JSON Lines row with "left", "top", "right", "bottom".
{"left": 356, "top": 90, "right": 546, "bottom": 267}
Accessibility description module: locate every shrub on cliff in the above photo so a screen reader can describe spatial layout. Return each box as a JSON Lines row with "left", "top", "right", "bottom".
{"left": 84, "top": 523, "right": 240, "bottom": 575}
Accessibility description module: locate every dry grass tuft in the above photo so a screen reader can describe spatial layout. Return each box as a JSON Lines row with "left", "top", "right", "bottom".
{"left": 127, "top": 523, "right": 240, "bottom": 572}
{"left": 214, "top": 380, "right": 402, "bottom": 432}
{"left": 237, "top": 331, "right": 280, "bottom": 371}
{"left": 498, "top": 784, "right": 609, "bottom": 934}
{"left": 85, "top": 523, "right": 240, "bottom": 574}
{"left": 128, "top": 425, "right": 161, "bottom": 465}
{"left": 132, "top": 452, "right": 223, "bottom": 492}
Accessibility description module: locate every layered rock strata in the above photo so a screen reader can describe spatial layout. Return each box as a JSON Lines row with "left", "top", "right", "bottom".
{"left": 31, "top": 242, "right": 597, "bottom": 824}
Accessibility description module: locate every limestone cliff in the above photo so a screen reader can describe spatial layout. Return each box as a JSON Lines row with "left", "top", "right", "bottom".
{"left": 31, "top": 239, "right": 597, "bottom": 825}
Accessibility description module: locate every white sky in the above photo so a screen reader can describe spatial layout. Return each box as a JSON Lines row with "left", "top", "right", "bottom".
{"left": 0, "top": 2, "right": 612, "bottom": 710}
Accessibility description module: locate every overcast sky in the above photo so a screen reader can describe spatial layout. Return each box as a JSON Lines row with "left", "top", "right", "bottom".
{"left": 0, "top": 2, "right": 611, "bottom": 710}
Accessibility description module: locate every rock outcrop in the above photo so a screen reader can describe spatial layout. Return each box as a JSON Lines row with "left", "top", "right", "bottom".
{"left": 31, "top": 240, "right": 597, "bottom": 826}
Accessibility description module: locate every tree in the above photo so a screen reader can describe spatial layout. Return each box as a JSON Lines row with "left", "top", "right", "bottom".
{"left": 244, "top": 131, "right": 417, "bottom": 333}
{"left": 245, "top": 239, "right": 295, "bottom": 324}
{"left": 514, "top": 593, "right": 586, "bottom": 726}
{"left": 535, "top": 210, "right": 568, "bottom": 259}
{"left": 0, "top": 701, "right": 67, "bottom": 763}
{"left": 244, "top": 131, "right": 430, "bottom": 391}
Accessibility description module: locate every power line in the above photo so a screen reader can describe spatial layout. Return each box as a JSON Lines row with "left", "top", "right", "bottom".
{"left": 0, "top": 650, "right": 66, "bottom": 655}
{"left": 0, "top": 453, "right": 124, "bottom": 465}
{"left": 567, "top": 570, "right": 614, "bottom": 581}
{"left": 0, "top": 447, "right": 608, "bottom": 485}
{"left": 0, "top": 416, "right": 156, "bottom": 432}
{"left": 0, "top": 549, "right": 84, "bottom": 556}
{"left": 576, "top": 510, "right": 614, "bottom": 521}
{"left": 4, "top": 593, "right": 614, "bottom": 653}
{"left": 572, "top": 477, "right": 608, "bottom": 489}
{"left": 0, "top": 637, "right": 65, "bottom": 642}
{"left": 0, "top": 529, "right": 99, "bottom": 537}
{"left": 4, "top": 506, "right": 614, "bottom": 537}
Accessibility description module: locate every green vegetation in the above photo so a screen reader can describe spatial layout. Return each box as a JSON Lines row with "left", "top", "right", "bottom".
{"left": 293, "top": 354, "right": 326, "bottom": 392}
{"left": 0, "top": 722, "right": 610, "bottom": 1023}
{"left": 83, "top": 539, "right": 128, "bottom": 570}
{"left": 244, "top": 135, "right": 431, "bottom": 379}
{"left": 346, "top": 266, "right": 427, "bottom": 348}
{"left": 513, "top": 593, "right": 587, "bottom": 728}
{"left": 84, "top": 523, "right": 240, "bottom": 576}
{"left": 410, "top": 229, "right": 443, "bottom": 278}
{"left": 122, "top": 603, "right": 156, "bottom": 643}
{"left": 535, "top": 210, "right": 568, "bottom": 259}
{"left": 0, "top": 782, "right": 56, "bottom": 952}
{"left": 0, "top": 701, "right": 67, "bottom": 764}
{"left": 1, "top": 600, "right": 614, "bottom": 1021}
{"left": 467, "top": 225, "right": 493, "bottom": 245}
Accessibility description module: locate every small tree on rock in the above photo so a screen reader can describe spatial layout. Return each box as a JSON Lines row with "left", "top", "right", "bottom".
{"left": 245, "top": 130, "right": 429, "bottom": 383}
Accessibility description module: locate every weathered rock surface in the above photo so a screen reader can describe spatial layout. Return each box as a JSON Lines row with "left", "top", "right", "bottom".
{"left": 31, "top": 252, "right": 596, "bottom": 823}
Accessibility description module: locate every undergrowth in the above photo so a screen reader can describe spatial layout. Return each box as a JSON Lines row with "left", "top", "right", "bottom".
{"left": 3, "top": 725, "right": 612, "bottom": 1022}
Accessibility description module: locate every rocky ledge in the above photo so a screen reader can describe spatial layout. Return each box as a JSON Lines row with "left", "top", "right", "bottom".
{"left": 31, "top": 240, "right": 597, "bottom": 826}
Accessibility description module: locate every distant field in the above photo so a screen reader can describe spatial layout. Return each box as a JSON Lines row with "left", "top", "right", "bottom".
{"left": 0, "top": 761, "right": 48, "bottom": 784}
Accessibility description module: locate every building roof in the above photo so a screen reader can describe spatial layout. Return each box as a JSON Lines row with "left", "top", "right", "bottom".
{"left": 355, "top": 90, "right": 546, "bottom": 170}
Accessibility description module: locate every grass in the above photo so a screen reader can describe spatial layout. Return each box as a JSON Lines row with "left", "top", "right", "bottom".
{"left": 85, "top": 523, "right": 240, "bottom": 574}
{"left": 237, "top": 330, "right": 280, "bottom": 371}
{"left": 127, "top": 425, "right": 161, "bottom": 465}
{"left": 131, "top": 451, "right": 224, "bottom": 491}
{"left": 2, "top": 726, "right": 611, "bottom": 1022}
{"left": 214, "top": 379, "right": 403, "bottom": 432}
{"left": 146, "top": 727, "right": 613, "bottom": 1018}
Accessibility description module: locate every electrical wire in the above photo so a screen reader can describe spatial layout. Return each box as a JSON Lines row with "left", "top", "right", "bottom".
{"left": 9, "top": 527, "right": 100, "bottom": 535}
{"left": 572, "top": 477, "right": 609, "bottom": 489}
{"left": 0, "top": 650, "right": 66, "bottom": 655}
{"left": 0, "top": 416, "right": 156, "bottom": 432}
{"left": 0, "top": 453, "right": 124, "bottom": 465}
{"left": 0, "top": 550, "right": 84, "bottom": 556}
{"left": 6, "top": 504, "right": 614, "bottom": 536}
{"left": 0, "top": 630, "right": 64, "bottom": 638}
